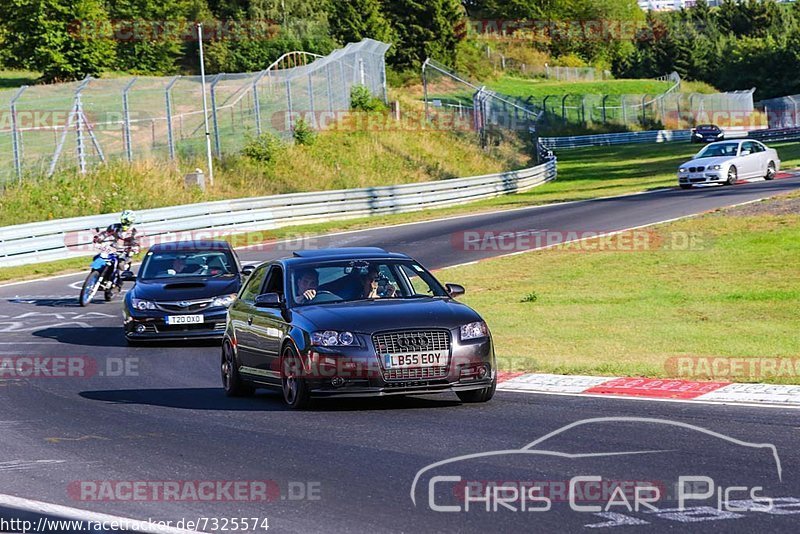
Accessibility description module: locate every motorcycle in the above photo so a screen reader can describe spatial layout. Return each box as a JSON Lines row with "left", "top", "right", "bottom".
{"left": 79, "top": 241, "right": 132, "bottom": 307}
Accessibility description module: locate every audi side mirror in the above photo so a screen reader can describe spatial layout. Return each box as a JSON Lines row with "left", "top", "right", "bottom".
{"left": 445, "top": 283, "right": 465, "bottom": 298}
{"left": 741, "top": 150, "right": 751, "bottom": 156}
{"left": 255, "top": 293, "right": 282, "bottom": 308}
{"left": 241, "top": 265, "right": 255, "bottom": 277}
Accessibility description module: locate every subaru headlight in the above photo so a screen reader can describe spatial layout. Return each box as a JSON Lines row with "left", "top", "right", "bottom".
{"left": 709, "top": 164, "right": 722, "bottom": 170}
{"left": 311, "top": 330, "right": 358, "bottom": 347}
{"left": 460, "top": 321, "right": 489, "bottom": 341}
{"left": 132, "top": 298, "right": 156, "bottom": 311}
{"left": 211, "top": 294, "right": 237, "bottom": 308}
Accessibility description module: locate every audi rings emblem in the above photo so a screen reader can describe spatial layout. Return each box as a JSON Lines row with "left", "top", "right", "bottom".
{"left": 397, "top": 335, "right": 429, "bottom": 349}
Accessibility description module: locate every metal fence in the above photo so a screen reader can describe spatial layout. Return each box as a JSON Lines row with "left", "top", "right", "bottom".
{"left": 0, "top": 158, "right": 557, "bottom": 268}
{"left": 759, "top": 94, "right": 800, "bottom": 129}
{"left": 0, "top": 39, "right": 390, "bottom": 184}
{"left": 421, "top": 59, "right": 544, "bottom": 156}
{"left": 544, "top": 65, "right": 611, "bottom": 81}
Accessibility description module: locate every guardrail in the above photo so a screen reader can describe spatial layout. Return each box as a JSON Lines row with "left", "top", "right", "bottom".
{"left": 539, "top": 127, "right": 759, "bottom": 150}
{"left": 540, "top": 129, "right": 691, "bottom": 149}
{"left": 748, "top": 127, "right": 800, "bottom": 143}
{"left": 0, "top": 159, "right": 557, "bottom": 268}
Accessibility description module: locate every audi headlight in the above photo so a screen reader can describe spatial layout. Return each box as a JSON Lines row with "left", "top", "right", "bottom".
{"left": 311, "top": 330, "right": 357, "bottom": 346}
{"left": 212, "top": 294, "right": 237, "bottom": 308}
{"left": 460, "top": 321, "right": 489, "bottom": 341}
{"left": 132, "top": 299, "right": 156, "bottom": 311}
{"left": 709, "top": 164, "right": 722, "bottom": 170}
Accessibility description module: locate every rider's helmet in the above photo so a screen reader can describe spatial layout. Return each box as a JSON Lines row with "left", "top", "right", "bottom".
{"left": 120, "top": 210, "right": 137, "bottom": 230}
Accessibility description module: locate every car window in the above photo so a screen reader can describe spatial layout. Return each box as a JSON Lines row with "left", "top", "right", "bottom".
{"left": 263, "top": 266, "right": 284, "bottom": 298}
{"left": 139, "top": 249, "right": 236, "bottom": 279}
{"left": 239, "top": 265, "right": 269, "bottom": 304}
{"left": 289, "top": 260, "right": 447, "bottom": 306}
{"left": 741, "top": 142, "right": 755, "bottom": 154}
{"left": 696, "top": 142, "right": 740, "bottom": 158}
{"left": 752, "top": 142, "right": 765, "bottom": 153}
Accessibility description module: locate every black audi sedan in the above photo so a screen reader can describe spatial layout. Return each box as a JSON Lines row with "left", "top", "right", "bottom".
{"left": 221, "top": 248, "right": 496, "bottom": 409}
{"left": 122, "top": 240, "right": 253, "bottom": 344}
{"left": 690, "top": 124, "right": 724, "bottom": 144}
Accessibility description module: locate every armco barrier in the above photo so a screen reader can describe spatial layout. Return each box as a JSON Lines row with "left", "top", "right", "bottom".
{"left": 0, "top": 159, "right": 557, "bottom": 268}
{"left": 539, "top": 127, "right": 763, "bottom": 150}
{"left": 540, "top": 129, "right": 691, "bottom": 149}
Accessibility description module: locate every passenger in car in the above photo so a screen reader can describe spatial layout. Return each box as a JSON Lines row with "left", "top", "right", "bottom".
{"left": 360, "top": 266, "right": 396, "bottom": 299}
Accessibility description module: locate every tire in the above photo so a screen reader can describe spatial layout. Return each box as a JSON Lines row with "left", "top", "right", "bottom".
{"left": 221, "top": 340, "right": 255, "bottom": 397}
{"left": 281, "top": 345, "right": 312, "bottom": 409}
{"left": 679, "top": 184, "right": 693, "bottom": 190}
{"left": 104, "top": 289, "right": 115, "bottom": 302}
{"left": 456, "top": 377, "right": 497, "bottom": 404}
{"left": 79, "top": 270, "right": 102, "bottom": 307}
{"left": 726, "top": 166, "right": 738, "bottom": 186}
{"left": 765, "top": 161, "right": 776, "bottom": 181}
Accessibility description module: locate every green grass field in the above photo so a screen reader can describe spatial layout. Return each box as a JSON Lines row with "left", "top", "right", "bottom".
{"left": 447, "top": 192, "right": 800, "bottom": 384}
{"left": 488, "top": 77, "right": 673, "bottom": 99}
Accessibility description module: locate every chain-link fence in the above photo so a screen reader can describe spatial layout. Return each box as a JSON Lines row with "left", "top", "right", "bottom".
{"left": 421, "top": 59, "right": 548, "bottom": 161}
{"left": 0, "top": 39, "right": 390, "bottom": 184}
{"left": 759, "top": 94, "right": 800, "bottom": 129}
{"left": 544, "top": 65, "right": 611, "bottom": 81}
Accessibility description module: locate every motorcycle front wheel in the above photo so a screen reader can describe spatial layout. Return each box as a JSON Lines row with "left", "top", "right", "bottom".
{"left": 79, "top": 270, "right": 102, "bottom": 307}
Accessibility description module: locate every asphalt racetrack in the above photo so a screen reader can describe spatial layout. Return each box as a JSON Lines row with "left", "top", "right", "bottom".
{"left": 2, "top": 177, "right": 800, "bottom": 533}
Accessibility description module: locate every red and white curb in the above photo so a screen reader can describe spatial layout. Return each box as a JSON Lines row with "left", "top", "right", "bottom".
{"left": 496, "top": 373, "right": 800, "bottom": 408}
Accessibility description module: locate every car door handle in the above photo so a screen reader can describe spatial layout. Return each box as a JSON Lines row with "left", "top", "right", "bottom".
{"left": 247, "top": 316, "right": 254, "bottom": 326}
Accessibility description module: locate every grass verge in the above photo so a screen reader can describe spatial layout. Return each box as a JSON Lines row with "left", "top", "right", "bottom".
{"left": 448, "top": 191, "right": 800, "bottom": 384}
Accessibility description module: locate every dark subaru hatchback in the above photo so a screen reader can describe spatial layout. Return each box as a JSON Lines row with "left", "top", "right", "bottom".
{"left": 221, "top": 247, "right": 496, "bottom": 409}
{"left": 122, "top": 240, "right": 252, "bottom": 344}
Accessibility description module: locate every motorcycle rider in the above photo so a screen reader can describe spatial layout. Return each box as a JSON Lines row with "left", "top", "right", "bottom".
{"left": 92, "top": 210, "right": 140, "bottom": 290}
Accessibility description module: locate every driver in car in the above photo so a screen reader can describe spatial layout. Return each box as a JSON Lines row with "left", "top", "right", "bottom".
{"left": 294, "top": 269, "right": 319, "bottom": 304}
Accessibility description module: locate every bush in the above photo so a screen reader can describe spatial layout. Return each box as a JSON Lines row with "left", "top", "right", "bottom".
{"left": 292, "top": 118, "right": 316, "bottom": 146}
{"left": 350, "top": 84, "right": 386, "bottom": 111}
{"left": 241, "top": 132, "right": 285, "bottom": 163}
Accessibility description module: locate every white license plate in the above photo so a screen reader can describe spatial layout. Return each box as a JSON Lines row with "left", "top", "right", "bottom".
{"left": 383, "top": 352, "right": 445, "bottom": 369}
{"left": 166, "top": 315, "right": 204, "bottom": 325}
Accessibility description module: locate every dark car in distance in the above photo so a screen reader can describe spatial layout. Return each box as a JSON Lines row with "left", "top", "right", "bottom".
{"left": 122, "top": 240, "right": 254, "bottom": 343}
{"left": 221, "top": 248, "right": 497, "bottom": 409}
{"left": 690, "top": 124, "right": 724, "bottom": 144}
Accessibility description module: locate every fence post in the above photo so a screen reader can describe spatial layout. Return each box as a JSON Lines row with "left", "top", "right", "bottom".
{"left": 601, "top": 94, "right": 608, "bottom": 124}
{"left": 307, "top": 72, "right": 316, "bottom": 128}
{"left": 622, "top": 95, "right": 628, "bottom": 126}
{"left": 76, "top": 93, "right": 86, "bottom": 174}
{"left": 9, "top": 85, "right": 28, "bottom": 181}
{"left": 210, "top": 74, "right": 222, "bottom": 156}
{"left": 164, "top": 76, "right": 179, "bottom": 160}
{"left": 675, "top": 95, "right": 682, "bottom": 129}
{"left": 252, "top": 69, "right": 268, "bottom": 136}
{"left": 422, "top": 59, "right": 430, "bottom": 120}
{"left": 122, "top": 78, "right": 137, "bottom": 162}
{"left": 641, "top": 95, "right": 648, "bottom": 125}
{"left": 326, "top": 64, "right": 334, "bottom": 113}
{"left": 561, "top": 94, "right": 569, "bottom": 123}
{"left": 286, "top": 77, "right": 294, "bottom": 133}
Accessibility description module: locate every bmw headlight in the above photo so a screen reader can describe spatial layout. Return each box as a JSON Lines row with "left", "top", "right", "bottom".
{"left": 460, "top": 321, "right": 489, "bottom": 341}
{"left": 211, "top": 294, "right": 237, "bottom": 308}
{"left": 311, "top": 330, "right": 358, "bottom": 347}
{"left": 132, "top": 299, "right": 156, "bottom": 311}
{"left": 709, "top": 164, "right": 722, "bottom": 170}
{"left": 679, "top": 168, "right": 687, "bottom": 173}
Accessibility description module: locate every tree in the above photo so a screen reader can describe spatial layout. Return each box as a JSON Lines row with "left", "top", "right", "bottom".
{"left": 105, "top": 0, "right": 198, "bottom": 74}
{"left": 0, "top": 0, "right": 117, "bottom": 82}
{"left": 383, "top": 0, "right": 466, "bottom": 69}
{"left": 328, "top": 0, "right": 395, "bottom": 46}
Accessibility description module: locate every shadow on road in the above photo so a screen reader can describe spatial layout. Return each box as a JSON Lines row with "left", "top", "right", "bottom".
{"left": 32, "top": 327, "right": 127, "bottom": 347}
{"left": 79, "top": 387, "right": 463, "bottom": 412}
